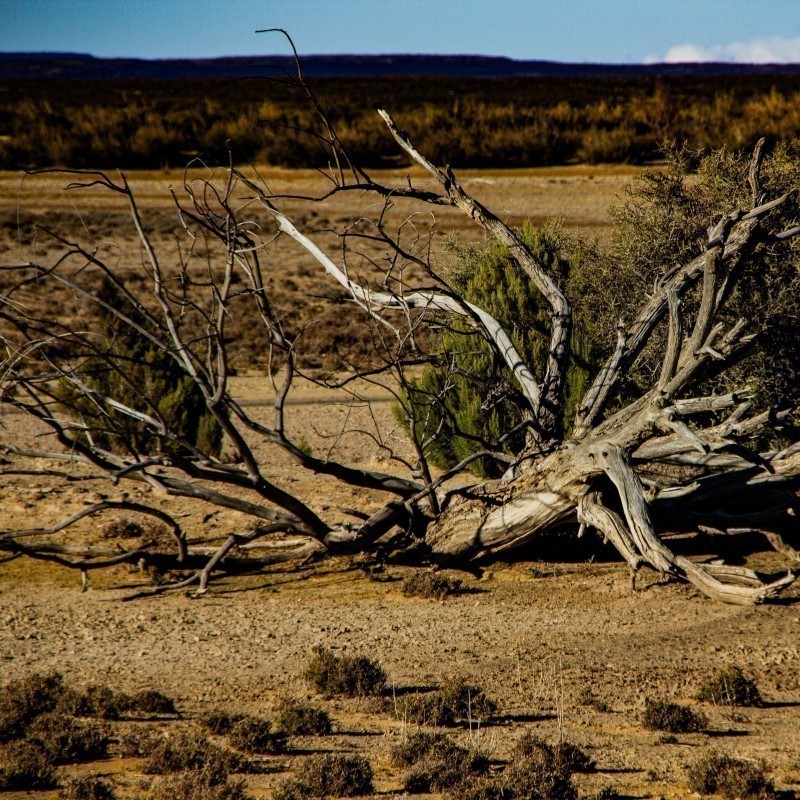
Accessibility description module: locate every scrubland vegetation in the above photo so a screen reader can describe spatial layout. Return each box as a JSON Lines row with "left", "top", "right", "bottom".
{"left": 2, "top": 658, "right": 781, "bottom": 799}
{"left": 4, "top": 75, "right": 800, "bottom": 169}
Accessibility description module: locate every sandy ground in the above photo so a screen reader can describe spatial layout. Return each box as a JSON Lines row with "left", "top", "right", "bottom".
{"left": 1, "top": 167, "right": 799, "bottom": 799}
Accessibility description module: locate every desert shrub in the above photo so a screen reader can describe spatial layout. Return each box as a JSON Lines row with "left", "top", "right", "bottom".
{"left": 117, "top": 727, "right": 160, "bottom": 758}
{"left": 696, "top": 666, "right": 763, "bottom": 707}
{"left": 440, "top": 676, "right": 497, "bottom": 721}
{"left": 402, "top": 224, "right": 596, "bottom": 477}
{"left": 397, "top": 692, "right": 455, "bottom": 727}
{"left": 687, "top": 751, "right": 774, "bottom": 799}
{"left": 200, "top": 710, "right": 246, "bottom": 736}
{"left": 58, "top": 685, "right": 174, "bottom": 719}
{"left": 276, "top": 700, "right": 332, "bottom": 736}
{"left": 392, "top": 732, "right": 488, "bottom": 793}
{"left": 513, "top": 733, "right": 594, "bottom": 773}
{"left": 59, "top": 774, "right": 116, "bottom": 800}
{"left": 0, "top": 672, "right": 65, "bottom": 741}
{"left": 0, "top": 740, "right": 58, "bottom": 791}
{"left": 27, "top": 713, "right": 110, "bottom": 764}
{"left": 576, "top": 143, "right": 800, "bottom": 427}
{"left": 454, "top": 736, "right": 578, "bottom": 800}
{"left": 59, "top": 277, "right": 222, "bottom": 458}
{"left": 127, "top": 690, "right": 176, "bottom": 715}
{"left": 402, "top": 572, "right": 463, "bottom": 599}
{"left": 276, "top": 754, "right": 373, "bottom": 799}
{"left": 304, "top": 646, "right": 387, "bottom": 697}
{"left": 227, "top": 717, "right": 286, "bottom": 755}
{"left": 148, "top": 772, "right": 250, "bottom": 800}
{"left": 142, "top": 732, "right": 241, "bottom": 784}
{"left": 642, "top": 699, "right": 707, "bottom": 733}
{"left": 57, "top": 685, "right": 128, "bottom": 720}
{"left": 397, "top": 677, "right": 495, "bottom": 727}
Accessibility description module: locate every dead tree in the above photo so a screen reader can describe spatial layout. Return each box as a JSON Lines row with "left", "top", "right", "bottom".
{"left": 0, "top": 71, "right": 799, "bottom": 603}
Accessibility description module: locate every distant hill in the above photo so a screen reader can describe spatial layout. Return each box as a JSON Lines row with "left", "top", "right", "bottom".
{"left": 3, "top": 52, "right": 800, "bottom": 80}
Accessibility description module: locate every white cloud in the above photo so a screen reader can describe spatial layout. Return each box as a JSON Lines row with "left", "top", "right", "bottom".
{"left": 649, "top": 36, "right": 800, "bottom": 64}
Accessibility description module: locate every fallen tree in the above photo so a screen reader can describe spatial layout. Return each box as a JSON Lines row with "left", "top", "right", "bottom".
{"left": 1, "top": 61, "right": 799, "bottom": 603}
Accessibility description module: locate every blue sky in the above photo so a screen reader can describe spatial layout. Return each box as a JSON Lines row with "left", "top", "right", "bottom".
{"left": 3, "top": 0, "right": 800, "bottom": 63}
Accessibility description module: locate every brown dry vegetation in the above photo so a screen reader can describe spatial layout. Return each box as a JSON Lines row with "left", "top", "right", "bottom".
{"left": 1, "top": 167, "right": 799, "bottom": 799}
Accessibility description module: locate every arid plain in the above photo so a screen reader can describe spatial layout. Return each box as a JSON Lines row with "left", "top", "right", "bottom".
{"left": 0, "top": 166, "right": 798, "bottom": 799}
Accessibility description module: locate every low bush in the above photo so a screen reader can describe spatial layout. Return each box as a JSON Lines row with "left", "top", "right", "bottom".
{"left": 142, "top": 733, "right": 241, "bottom": 784}
{"left": 696, "top": 666, "right": 763, "bottom": 707}
{"left": 128, "top": 690, "right": 176, "bottom": 715}
{"left": 276, "top": 754, "right": 373, "bottom": 799}
{"left": 304, "top": 646, "right": 387, "bottom": 698}
{"left": 0, "top": 739, "right": 58, "bottom": 791}
{"left": 147, "top": 772, "right": 250, "bottom": 800}
{"left": 27, "top": 712, "right": 110, "bottom": 764}
{"left": 397, "top": 692, "right": 455, "bottom": 727}
{"left": 440, "top": 676, "right": 497, "bottom": 721}
{"left": 396, "top": 676, "right": 496, "bottom": 727}
{"left": 117, "top": 727, "right": 160, "bottom": 758}
{"left": 228, "top": 717, "right": 286, "bottom": 755}
{"left": 61, "top": 685, "right": 128, "bottom": 719}
{"left": 59, "top": 774, "right": 116, "bottom": 800}
{"left": 201, "top": 711, "right": 246, "bottom": 736}
{"left": 58, "top": 685, "right": 175, "bottom": 719}
{"left": 0, "top": 672, "right": 66, "bottom": 741}
{"left": 392, "top": 732, "right": 488, "bottom": 793}
{"left": 513, "top": 733, "right": 594, "bottom": 773}
{"left": 401, "top": 572, "right": 463, "bottom": 600}
{"left": 642, "top": 698, "right": 707, "bottom": 733}
{"left": 687, "top": 751, "right": 774, "bottom": 799}
{"left": 276, "top": 700, "right": 332, "bottom": 736}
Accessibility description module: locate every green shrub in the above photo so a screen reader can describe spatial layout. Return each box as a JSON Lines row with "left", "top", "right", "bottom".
{"left": 27, "top": 713, "right": 110, "bottom": 764}
{"left": 401, "top": 224, "right": 595, "bottom": 477}
{"left": 304, "top": 646, "right": 387, "bottom": 698}
{"left": 0, "top": 672, "right": 66, "bottom": 742}
{"left": 276, "top": 700, "right": 332, "bottom": 736}
{"left": 227, "top": 717, "right": 286, "bottom": 755}
{"left": 642, "top": 699, "right": 707, "bottom": 733}
{"left": 276, "top": 753, "right": 373, "bottom": 799}
{"left": 60, "top": 277, "right": 222, "bottom": 458}
{"left": 0, "top": 739, "right": 58, "bottom": 791}
{"left": 59, "top": 774, "right": 116, "bottom": 800}
{"left": 697, "top": 666, "right": 763, "bottom": 707}
{"left": 687, "top": 751, "right": 774, "bottom": 799}
{"left": 402, "top": 572, "right": 463, "bottom": 599}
